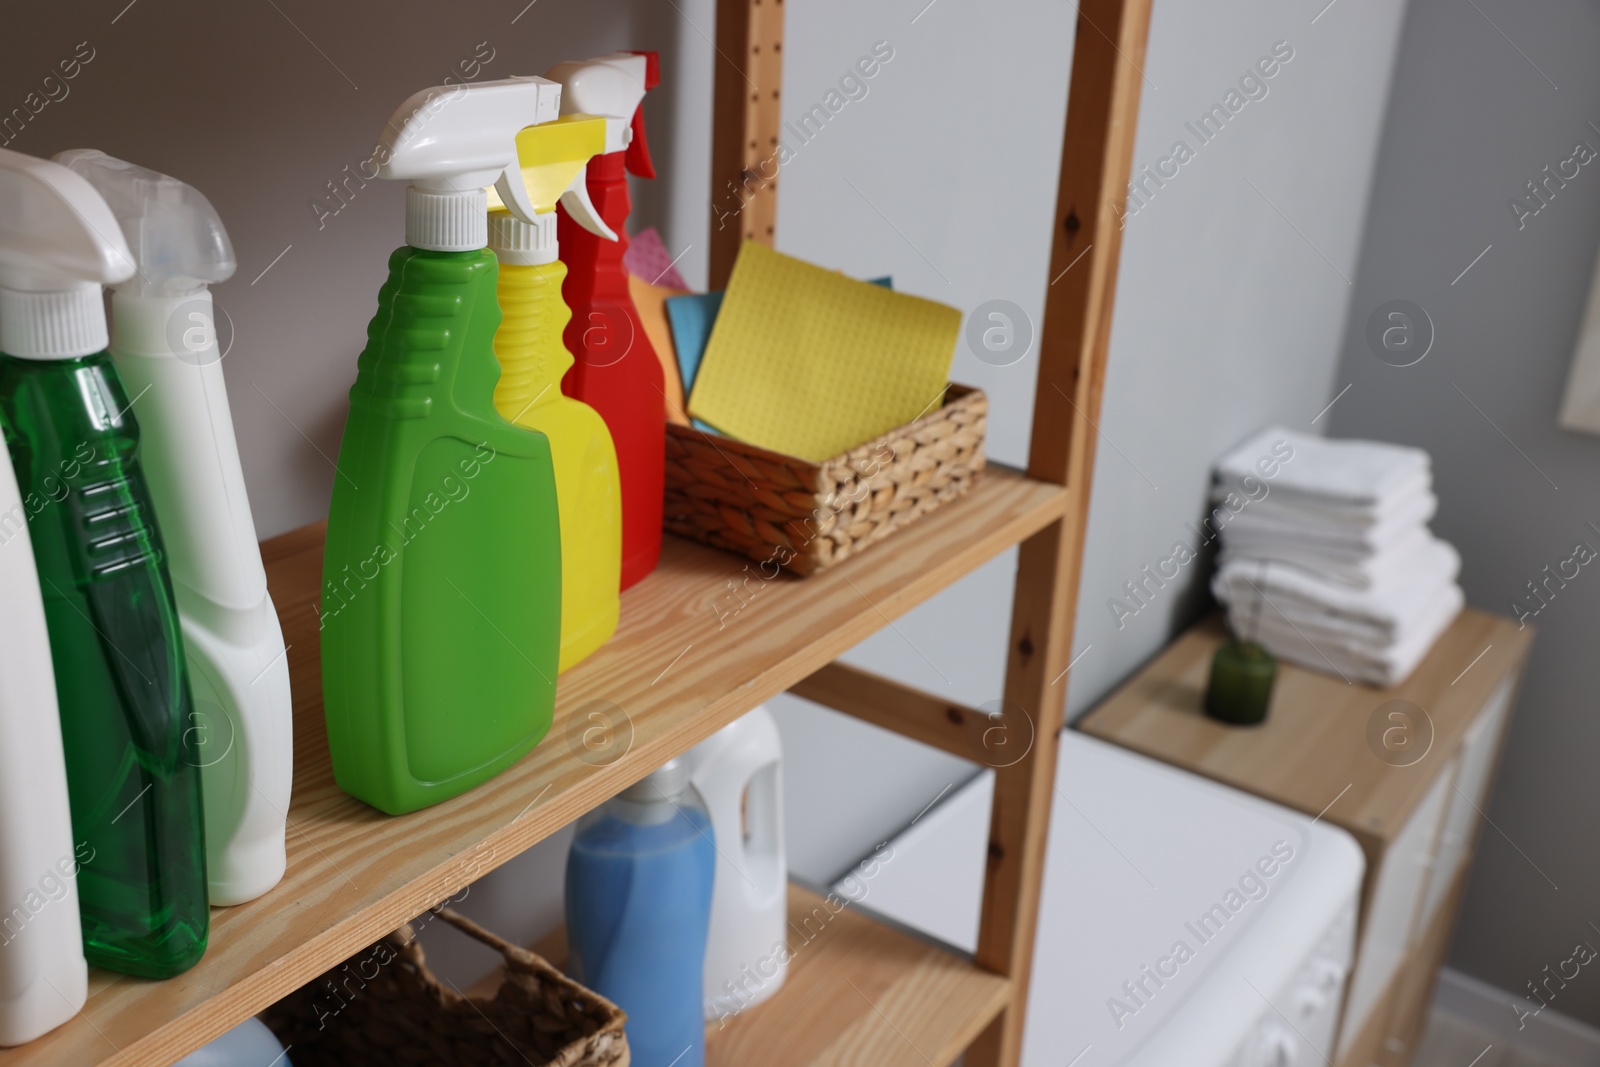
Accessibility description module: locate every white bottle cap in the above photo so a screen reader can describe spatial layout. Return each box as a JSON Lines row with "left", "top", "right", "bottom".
{"left": 407, "top": 186, "right": 490, "bottom": 253}
{"left": 0, "top": 285, "right": 108, "bottom": 360}
{"left": 486, "top": 208, "right": 557, "bottom": 265}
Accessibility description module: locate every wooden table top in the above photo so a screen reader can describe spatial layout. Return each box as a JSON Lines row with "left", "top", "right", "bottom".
{"left": 1076, "top": 608, "right": 1532, "bottom": 849}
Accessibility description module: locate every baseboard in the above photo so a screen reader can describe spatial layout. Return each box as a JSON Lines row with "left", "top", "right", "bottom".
{"left": 1434, "top": 967, "right": 1600, "bottom": 1065}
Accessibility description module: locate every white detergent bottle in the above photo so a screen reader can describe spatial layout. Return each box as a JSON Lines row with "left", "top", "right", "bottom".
{"left": 58, "top": 149, "right": 291, "bottom": 905}
{"left": 0, "top": 433, "right": 87, "bottom": 1044}
{"left": 688, "top": 705, "right": 787, "bottom": 1020}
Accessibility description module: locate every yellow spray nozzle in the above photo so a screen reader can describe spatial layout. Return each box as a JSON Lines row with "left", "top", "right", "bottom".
{"left": 485, "top": 114, "right": 608, "bottom": 215}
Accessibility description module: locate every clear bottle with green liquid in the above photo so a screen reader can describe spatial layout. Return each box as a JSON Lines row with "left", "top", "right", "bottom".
{"left": 0, "top": 149, "right": 207, "bottom": 978}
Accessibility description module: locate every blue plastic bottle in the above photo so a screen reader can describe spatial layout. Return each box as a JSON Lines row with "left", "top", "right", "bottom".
{"left": 566, "top": 759, "right": 715, "bottom": 1067}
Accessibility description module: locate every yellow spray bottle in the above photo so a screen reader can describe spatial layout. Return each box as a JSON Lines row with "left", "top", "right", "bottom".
{"left": 487, "top": 116, "right": 621, "bottom": 671}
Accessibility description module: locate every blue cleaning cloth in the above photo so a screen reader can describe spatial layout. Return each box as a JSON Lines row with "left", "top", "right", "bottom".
{"left": 667, "top": 277, "right": 891, "bottom": 435}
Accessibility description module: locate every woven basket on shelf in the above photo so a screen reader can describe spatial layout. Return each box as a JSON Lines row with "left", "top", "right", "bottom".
{"left": 262, "top": 907, "right": 628, "bottom": 1067}
{"left": 665, "top": 383, "right": 987, "bottom": 576}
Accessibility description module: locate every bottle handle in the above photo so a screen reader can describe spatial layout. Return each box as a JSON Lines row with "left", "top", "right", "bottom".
{"left": 692, "top": 707, "right": 785, "bottom": 903}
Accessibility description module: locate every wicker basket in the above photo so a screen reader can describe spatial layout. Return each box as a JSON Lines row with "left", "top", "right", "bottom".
{"left": 262, "top": 907, "right": 628, "bottom": 1067}
{"left": 665, "top": 383, "right": 987, "bottom": 575}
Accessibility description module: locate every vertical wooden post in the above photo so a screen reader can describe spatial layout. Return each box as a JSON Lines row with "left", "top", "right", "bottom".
{"left": 968, "top": 1, "right": 1153, "bottom": 1064}
{"left": 709, "top": 0, "right": 785, "bottom": 290}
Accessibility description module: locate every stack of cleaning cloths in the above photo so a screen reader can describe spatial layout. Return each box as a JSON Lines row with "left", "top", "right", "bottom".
{"left": 1209, "top": 426, "right": 1463, "bottom": 687}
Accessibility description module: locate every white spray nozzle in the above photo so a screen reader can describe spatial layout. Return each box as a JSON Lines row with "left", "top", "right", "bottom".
{"left": 558, "top": 167, "right": 616, "bottom": 242}
{"left": 545, "top": 53, "right": 650, "bottom": 155}
{"left": 0, "top": 147, "right": 134, "bottom": 360}
{"left": 378, "top": 76, "right": 563, "bottom": 251}
{"left": 55, "top": 150, "right": 236, "bottom": 299}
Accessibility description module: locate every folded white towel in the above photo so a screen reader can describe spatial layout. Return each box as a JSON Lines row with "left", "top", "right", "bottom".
{"left": 1218, "top": 524, "right": 1433, "bottom": 590}
{"left": 1227, "top": 569, "right": 1449, "bottom": 651}
{"left": 1216, "top": 426, "right": 1430, "bottom": 509}
{"left": 1216, "top": 493, "right": 1437, "bottom": 564}
{"left": 1213, "top": 468, "right": 1433, "bottom": 530}
{"left": 1212, "top": 537, "right": 1462, "bottom": 636}
{"left": 1231, "top": 581, "right": 1464, "bottom": 687}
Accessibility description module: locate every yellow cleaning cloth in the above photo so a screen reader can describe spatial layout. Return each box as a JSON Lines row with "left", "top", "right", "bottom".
{"left": 627, "top": 273, "right": 690, "bottom": 425}
{"left": 687, "top": 242, "right": 961, "bottom": 462}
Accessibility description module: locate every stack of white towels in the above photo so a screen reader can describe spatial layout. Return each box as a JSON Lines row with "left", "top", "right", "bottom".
{"left": 1209, "top": 426, "right": 1463, "bottom": 687}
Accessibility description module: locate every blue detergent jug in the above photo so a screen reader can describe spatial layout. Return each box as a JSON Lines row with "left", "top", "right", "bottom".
{"left": 566, "top": 759, "right": 715, "bottom": 1067}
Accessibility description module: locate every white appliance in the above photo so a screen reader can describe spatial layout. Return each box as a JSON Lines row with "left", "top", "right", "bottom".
{"left": 829, "top": 730, "right": 1364, "bottom": 1067}
{"left": 1024, "top": 733, "right": 1365, "bottom": 1066}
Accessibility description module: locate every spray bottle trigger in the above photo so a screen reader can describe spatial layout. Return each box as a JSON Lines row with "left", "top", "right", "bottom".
{"left": 558, "top": 166, "right": 618, "bottom": 242}
{"left": 493, "top": 164, "right": 541, "bottom": 227}
{"left": 625, "top": 105, "right": 655, "bottom": 179}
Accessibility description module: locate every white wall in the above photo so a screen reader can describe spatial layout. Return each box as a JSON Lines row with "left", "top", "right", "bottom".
{"left": 781, "top": 0, "right": 1413, "bottom": 889}
{"left": 767, "top": 0, "right": 1078, "bottom": 883}
{"left": 1068, "top": 0, "right": 1408, "bottom": 720}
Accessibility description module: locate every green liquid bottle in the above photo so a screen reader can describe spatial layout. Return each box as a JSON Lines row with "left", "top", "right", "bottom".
{"left": 320, "top": 78, "right": 571, "bottom": 815}
{"left": 0, "top": 357, "right": 209, "bottom": 977}
{"left": 0, "top": 148, "right": 208, "bottom": 978}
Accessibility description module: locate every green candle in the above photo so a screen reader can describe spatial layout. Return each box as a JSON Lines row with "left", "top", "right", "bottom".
{"left": 1204, "top": 640, "right": 1277, "bottom": 726}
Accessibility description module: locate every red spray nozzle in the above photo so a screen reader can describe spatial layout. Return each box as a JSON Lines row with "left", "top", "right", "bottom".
{"left": 624, "top": 51, "right": 659, "bottom": 179}
{"left": 629, "top": 50, "right": 661, "bottom": 91}
{"left": 626, "top": 108, "right": 654, "bottom": 179}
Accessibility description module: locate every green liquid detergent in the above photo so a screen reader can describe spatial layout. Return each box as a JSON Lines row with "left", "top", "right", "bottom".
{"left": 1, "top": 355, "right": 208, "bottom": 978}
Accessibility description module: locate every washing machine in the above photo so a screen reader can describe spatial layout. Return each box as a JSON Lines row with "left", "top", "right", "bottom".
{"left": 1021, "top": 732, "right": 1365, "bottom": 1067}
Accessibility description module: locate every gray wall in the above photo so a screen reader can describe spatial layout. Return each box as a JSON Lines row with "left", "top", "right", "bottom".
{"left": 1325, "top": 0, "right": 1600, "bottom": 1025}
{"left": 0, "top": 0, "right": 717, "bottom": 540}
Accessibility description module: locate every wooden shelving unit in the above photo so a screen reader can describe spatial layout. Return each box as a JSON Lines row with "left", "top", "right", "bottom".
{"left": 0, "top": 1, "right": 1155, "bottom": 1063}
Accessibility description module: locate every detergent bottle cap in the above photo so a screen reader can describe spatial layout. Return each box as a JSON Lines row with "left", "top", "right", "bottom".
{"left": 544, "top": 52, "right": 660, "bottom": 178}
{"left": 377, "top": 76, "right": 563, "bottom": 252}
{"left": 485, "top": 114, "right": 617, "bottom": 263}
{"left": 55, "top": 150, "right": 235, "bottom": 300}
{"left": 621, "top": 757, "right": 692, "bottom": 803}
{"left": 0, "top": 148, "right": 135, "bottom": 360}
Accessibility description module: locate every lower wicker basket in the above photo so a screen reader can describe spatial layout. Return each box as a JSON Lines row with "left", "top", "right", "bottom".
{"left": 665, "top": 383, "right": 987, "bottom": 575}
{"left": 262, "top": 907, "right": 628, "bottom": 1067}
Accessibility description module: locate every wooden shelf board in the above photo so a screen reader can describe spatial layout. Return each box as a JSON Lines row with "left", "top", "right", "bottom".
{"left": 707, "top": 887, "right": 1010, "bottom": 1067}
{"left": 468, "top": 884, "right": 1011, "bottom": 1067}
{"left": 1076, "top": 608, "right": 1532, "bottom": 847}
{"left": 2, "top": 465, "right": 1063, "bottom": 1067}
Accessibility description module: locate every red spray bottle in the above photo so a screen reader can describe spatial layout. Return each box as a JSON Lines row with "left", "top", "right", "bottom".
{"left": 550, "top": 52, "right": 663, "bottom": 589}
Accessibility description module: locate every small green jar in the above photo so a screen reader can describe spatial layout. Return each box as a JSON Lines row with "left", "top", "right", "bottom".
{"left": 1204, "top": 640, "right": 1278, "bottom": 726}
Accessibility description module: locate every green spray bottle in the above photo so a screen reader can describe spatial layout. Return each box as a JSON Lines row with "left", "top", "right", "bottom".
{"left": 0, "top": 148, "right": 208, "bottom": 977}
{"left": 321, "top": 77, "right": 566, "bottom": 815}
